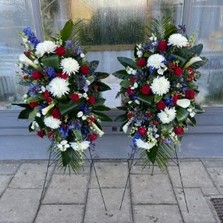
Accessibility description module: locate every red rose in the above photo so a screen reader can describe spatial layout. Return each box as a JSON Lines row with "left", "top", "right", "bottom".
{"left": 51, "top": 108, "right": 61, "bottom": 119}
{"left": 43, "top": 91, "right": 52, "bottom": 103}
{"left": 158, "top": 40, "right": 167, "bottom": 51}
{"left": 130, "top": 77, "right": 136, "bottom": 83}
{"left": 185, "top": 90, "right": 195, "bottom": 99}
{"left": 57, "top": 72, "right": 68, "bottom": 79}
{"left": 127, "top": 112, "right": 134, "bottom": 120}
{"left": 136, "top": 57, "right": 147, "bottom": 67}
{"left": 174, "top": 126, "right": 184, "bottom": 135}
{"left": 138, "top": 126, "right": 147, "bottom": 136}
{"left": 55, "top": 46, "right": 65, "bottom": 56}
{"left": 174, "top": 67, "right": 183, "bottom": 76}
{"left": 88, "top": 133, "right": 97, "bottom": 141}
{"left": 172, "top": 95, "right": 179, "bottom": 105}
{"left": 88, "top": 96, "right": 96, "bottom": 104}
{"left": 156, "top": 100, "right": 166, "bottom": 110}
{"left": 71, "top": 93, "right": 80, "bottom": 102}
{"left": 141, "top": 84, "right": 151, "bottom": 95}
{"left": 32, "top": 71, "right": 43, "bottom": 80}
{"left": 29, "top": 101, "right": 39, "bottom": 108}
{"left": 37, "top": 130, "right": 45, "bottom": 138}
{"left": 80, "top": 65, "right": 90, "bottom": 75}
{"left": 126, "top": 87, "right": 132, "bottom": 95}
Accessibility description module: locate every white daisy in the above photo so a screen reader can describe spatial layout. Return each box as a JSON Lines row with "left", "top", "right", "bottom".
{"left": 70, "top": 141, "right": 90, "bottom": 152}
{"left": 44, "top": 116, "right": 61, "bottom": 129}
{"left": 47, "top": 77, "right": 69, "bottom": 98}
{"left": 147, "top": 54, "right": 166, "bottom": 70}
{"left": 168, "top": 33, "right": 188, "bottom": 48}
{"left": 151, "top": 76, "right": 170, "bottom": 96}
{"left": 60, "top": 57, "right": 80, "bottom": 75}
{"left": 158, "top": 107, "right": 176, "bottom": 124}
{"left": 35, "top": 41, "right": 57, "bottom": 57}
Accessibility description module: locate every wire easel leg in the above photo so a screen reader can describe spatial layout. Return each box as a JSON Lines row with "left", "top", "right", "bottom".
{"left": 174, "top": 146, "right": 189, "bottom": 212}
{"left": 88, "top": 148, "right": 108, "bottom": 212}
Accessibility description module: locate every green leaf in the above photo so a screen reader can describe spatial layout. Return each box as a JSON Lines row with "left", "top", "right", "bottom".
{"left": 94, "top": 72, "right": 109, "bottom": 80}
{"left": 154, "top": 95, "right": 163, "bottom": 103}
{"left": 117, "top": 57, "right": 138, "bottom": 69}
{"left": 114, "top": 113, "right": 127, "bottom": 122}
{"left": 60, "top": 20, "right": 74, "bottom": 43}
{"left": 112, "top": 70, "right": 131, "bottom": 80}
{"left": 28, "top": 107, "right": 38, "bottom": 120}
{"left": 195, "top": 103, "right": 204, "bottom": 114}
{"left": 94, "top": 98, "right": 106, "bottom": 106}
{"left": 18, "top": 107, "right": 32, "bottom": 119}
{"left": 61, "top": 150, "right": 71, "bottom": 166}
{"left": 95, "top": 82, "right": 111, "bottom": 91}
{"left": 90, "top": 60, "right": 99, "bottom": 72}
{"left": 93, "top": 111, "right": 112, "bottom": 121}
{"left": 120, "top": 80, "right": 131, "bottom": 88}
{"left": 171, "top": 53, "right": 187, "bottom": 65}
{"left": 187, "top": 116, "right": 196, "bottom": 126}
{"left": 94, "top": 105, "right": 110, "bottom": 111}
{"left": 59, "top": 101, "right": 79, "bottom": 116}
{"left": 176, "top": 108, "right": 189, "bottom": 122}
{"left": 190, "top": 57, "right": 208, "bottom": 69}
{"left": 12, "top": 103, "right": 30, "bottom": 109}
{"left": 138, "top": 95, "right": 153, "bottom": 105}
{"left": 72, "top": 129, "right": 83, "bottom": 141}
{"left": 41, "top": 55, "right": 60, "bottom": 70}
{"left": 147, "top": 146, "right": 159, "bottom": 164}
{"left": 190, "top": 44, "right": 203, "bottom": 56}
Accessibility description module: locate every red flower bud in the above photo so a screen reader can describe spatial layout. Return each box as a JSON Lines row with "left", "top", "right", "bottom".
{"left": 188, "top": 72, "right": 195, "bottom": 82}
{"left": 146, "top": 112, "right": 153, "bottom": 118}
{"left": 29, "top": 101, "right": 39, "bottom": 108}
{"left": 71, "top": 93, "right": 80, "bottom": 102}
{"left": 80, "top": 65, "right": 90, "bottom": 75}
{"left": 136, "top": 57, "right": 147, "bottom": 67}
{"left": 88, "top": 116, "right": 96, "bottom": 124}
{"left": 126, "top": 87, "right": 132, "bottom": 95}
{"left": 156, "top": 100, "right": 166, "bottom": 110}
{"left": 43, "top": 91, "right": 53, "bottom": 103}
{"left": 185, "top": 90, "right": 195, "bottom": 99}
{"left": 127, "top": 112, "right": 134, "bottom": 120}
{"left": 174, "top": 126, "right": 184, "bottom": 135}
{"left": 130, "top": 77, "right": 136, "bottom": 83}
{"left": 88, "top": 133, "right": 97, "bottom": 141}
{"left": 57, "top": 72, "right": 68, "bottom": 79}
{"left": 141, "top": 84, "right": 151, "bottom": 95}
{"left": 172, "top": 95, "right": 179, "bottom": 105}
{"left": 138, "top": 126, "right": 147, "bottom": 136}
{"left": 55, "top": 46, "right": 65, "bottom": 56}
{"left": 32, "top": 71, "right": 43, "bottom": 80}
{"left": 37, "top": 130, "right": 45, "bottom": 138}
{"left": 157, "top": 40, "right": 167, "bottom": 51}
{"left": 51, "top": 108, "right": 61, "bottom": 119}
{"left": 88, "top": 96, "right": 96, "bottom": 105}
{"left": 168, "top": 62, "right": 176, "bottom": 70}
{"left": 174, "top": 67, "right": 183, "bottom": 76}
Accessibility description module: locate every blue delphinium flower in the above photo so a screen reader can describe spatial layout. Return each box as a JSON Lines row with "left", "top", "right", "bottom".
{"left": 80, "top": 104, "right": 89, "bottom": 114}
{"left": 45, "top": 67, "right": 56, "bottom": 79}
{"left": 59, "top": 126, "right": 69, "bottom": 138}
{"left": 132, "top": 132, "right": 142, "bottom": 146}
{"left": 28, "top": 83, "right": 41, "bottom": 97}
{"left": 23, "top": 27, "right": 40, "bottom": 48}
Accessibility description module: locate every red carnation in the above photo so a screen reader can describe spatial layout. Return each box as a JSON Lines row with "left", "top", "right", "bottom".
{"left": 37, "top": 130, "right": 45, "bottom": 138}
{"left": 156, "top": 100, "right": 166, "bottom": 110}
{"left": 172, "top": 95, "right": 179, "bottom": 105}
{"left": 88, "top": 96, "right": 96, "bottom": 104}
{"left": 88, "top": 133, "right": 97, "bottom": 142}
{"left": 136, "top": 57, "right": 147, "bottom": 67}
{"left": 51, "top": 108, "right": 61, "bottom": 119}
{"left": 141, "top": 84, "right": 151, "bottom": 95}
{"left": 138, "top": 126, "right": 147, "bottom": 136}
{"left": 43, "top": 91, "right": 52, "bottom": 103}
{"left": 158, "top": 40, "right": 167, "bottom": 52}
{"left": 168, "top": 62, "right": 176, "bottom": 70}
{"left": 130, "top": 77, "right": 136, "bottom": 83}
{"left": 126, "top": 87, "right": 132, "bottom": 95}
{"left": 174, "top": 67, "right": 183, "bottom": 76}
{"left": 127, "top": 112, "right": 134, "bottom": 120}
{"left": 185, "top": 90, "right": 195, "bottom": 99}
{"left": 174, "top": 126, "right": 184, "bottom": 135}
{"left": 55, "top": 46, "right": 65, "bottom": 56}
{"left": 57, "top": 72, "right": 68, "bottom": 79}
{"left": 188, "top": 72, "right": 195, "bottom": 82}
{"left": 32, "top": 71, "right": 43, "bottom": 80}
{"left": 29, "top": 101, "right": 39, "bottom": 108}
{"left": 80, "top": 65, "right": 90, "bottom": 75}
{"left": 71, "top": 93, "right": 80, "bottom": 102}
{"left": 146, "top": 112, "right": 153, "bottom": 118}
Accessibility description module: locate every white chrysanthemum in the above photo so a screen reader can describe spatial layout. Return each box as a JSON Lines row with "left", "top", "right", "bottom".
{"left": 44, "top": 116, "right": 61, "bottom": 129}
{"left": 57, "top": 140, "right": 70, "bottom": 152}
{"left": 135, "top": 139, "right": 156, "bottom": 151}
{"left": 151, "top": 76, "right": 170, "bottom": 96}
{"left": 168, "top": 33, "right": 188, "bottom": 48}
{"left": 158, "top": 107, "right": 176, "bottom": 124}
{"left": 147, "top": 54, "right": 166, "bottom": 69}
{"left": 61, "top": 57, "right": 80, "bottom": 75}
{"left": 35, "top": 41, "right": 57, "bottom": 57}
{"left": 47, "top": 77, "right": 69, "bottom": 98}
{"left": 70, "top": 141, "right": 90, "bottom": 152}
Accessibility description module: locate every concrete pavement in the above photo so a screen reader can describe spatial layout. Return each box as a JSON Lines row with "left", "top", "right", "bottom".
{"left": 0, "top": 159, "right": 222, "bottom": 223}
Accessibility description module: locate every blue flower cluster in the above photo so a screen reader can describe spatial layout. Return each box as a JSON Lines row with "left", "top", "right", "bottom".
{"left": 23, "top": 27, "right": 40, "bottom": 48}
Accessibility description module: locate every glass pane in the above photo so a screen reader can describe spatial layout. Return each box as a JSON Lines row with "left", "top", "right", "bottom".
{"left": 0, "top": 0, "right": 37, "bottom": 109}
{"left": 184, "top": 0, "right": 223, "bottom": 105}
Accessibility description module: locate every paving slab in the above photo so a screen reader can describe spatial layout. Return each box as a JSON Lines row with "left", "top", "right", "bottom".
{"left": 202, "top": 159, "right": 223, "bottom": 168}
{"left": 131, "top": 174, "right": 176, "bottom": 204}
{"left": 131, "top": 165, "right": 168, "bottom": 175}
{"left": 175, "top": 188, "right": 217, "bottom": 223}
{"left": 0, "top": 175, "right": 12, "bottom": 196}
{"left": 84, "top": 188, "right": 132, "bottom": 223}
{"left": 134, "top": 204, "right": 183, "bottom": 223}
{"left": 9, "top": 162, "right": 54, "bottom": 188}
{"left": 90, "top": 162, "right": 128, "bottom": 188}
{"left": 168, "top": 161, "right": 215, "bottom": 188}
{"left": 0, "top": 162, "right": 20, "bottom": 174}
{"left": 0, "top": 188, "right": 41, "bottom": 223}
{"left": 206, "top": 167, "right": 223, "bottom": 194}
{"left": 43, "top": 174, "right": 89, "bottom": 204}
{"left": 54, "top": 163, "right": 90, "bottom": 174}
{"left": 35, "top": 204, "right": 84, "bottom": 223}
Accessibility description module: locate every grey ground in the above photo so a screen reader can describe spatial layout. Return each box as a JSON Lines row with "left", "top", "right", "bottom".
{"left": 0, "top": 159, "right": 223, "bottom": 223}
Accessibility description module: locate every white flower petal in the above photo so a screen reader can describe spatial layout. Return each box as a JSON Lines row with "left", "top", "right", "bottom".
{"left": 184, "top": 56, "right": 203, "bottom": 68}
{"left": 42, "top": 103, "right": 55, "bottom": 115}
{"left": 176, "top": 99, "right": 190, "bottom": 108}
{"left": 44, "top": 116, "right": 61, "bottom": 129}
{"left": 158, "top": 107, "right": 176, "bottom": 124}
{"left": 168, "top": 33, "right": 188, "bottom": 48}
{"left": 147, "top": 54, "right": 166, "bottom": 69}
{"left": 151, "top": 76, "right": 170, "bottom": 96}
{"left": 135, "top": 139, "right": 156, "bottom": 150}
{"left": 61, "top": 57, "right": 80, "bottom": 75}
{"left": 36, "top": 41, "right": 57, "bottom": 57}
{"left": 70, "top": 141, "right": 90, "bottom": 152}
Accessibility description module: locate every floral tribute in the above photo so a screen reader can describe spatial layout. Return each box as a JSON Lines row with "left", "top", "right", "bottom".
{"left": 113, "top": 18, "right": 207, "bottom": 169}
{"left": 16, "top": 20, "right": 111, "bottom": 172}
